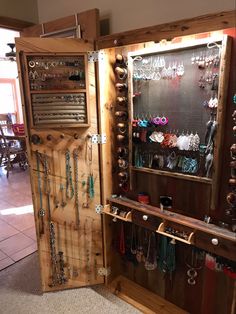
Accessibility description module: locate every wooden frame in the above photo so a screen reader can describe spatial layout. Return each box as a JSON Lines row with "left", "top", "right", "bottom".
{"left": 14, "top": 9, "right": 236, "bottom": 314}
{"left": 126, "top": 35, "right": 231, "bottom": 210}
{"left": 97, "top": 10, "right": 236, "bottom": 49}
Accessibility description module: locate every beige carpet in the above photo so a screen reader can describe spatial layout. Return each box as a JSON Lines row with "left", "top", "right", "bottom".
{"left": 0, "top": 252, "right": 140, "bottom": 314}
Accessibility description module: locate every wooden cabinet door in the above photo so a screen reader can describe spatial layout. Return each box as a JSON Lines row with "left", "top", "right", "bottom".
{"left": 15, "top": 38, "right": 104, "bottom": 292}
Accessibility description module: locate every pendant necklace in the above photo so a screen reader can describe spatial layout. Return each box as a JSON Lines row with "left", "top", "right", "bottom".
{"left": 36, "top": 150, "right": 45, "bottom": 236}
{"left": 73, "top": 148, "right": 80, "bottom": 226}
{"left": 65, "top": 149, "right": 74, "bottom": 200}
{"left": 144, "top": 232, "right": 157, "bottom": 271}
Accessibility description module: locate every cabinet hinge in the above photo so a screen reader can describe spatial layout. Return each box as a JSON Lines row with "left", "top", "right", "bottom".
{"left": 97, "top": 267, "right": 111, "bottom": 277}
{"left": 91, "top": 133, "right": 107, "bottom": 144}
{"left": 87, "top": 51, "right": 104, "bottom": 63}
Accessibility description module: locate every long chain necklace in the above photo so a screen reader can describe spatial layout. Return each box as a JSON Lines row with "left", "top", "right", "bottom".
{"left": 51, "top": 149, "right": 59, "bottom": 209}
{"left": 36, "top": 150, "right": 45, "bottom": 236}
{"left": 42, "top": 154, "right": 59, "bottom": 287}
{"left": 86, "top": 138, "right": 94, "bottom": 200}
{"left": 65, "top": 149, "right": 74, "bottom": 200}
{"left": 43, "top": 155, "right": 60, "bottom": 287}
{"left": 73, "top": 148, "right": 80, "bottom": 226}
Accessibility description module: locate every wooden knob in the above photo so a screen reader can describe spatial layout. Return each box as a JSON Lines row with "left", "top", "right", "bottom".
{"left": 117, "top": 134, "right": 125, "bottom": 142}
{"left": 226, "top": 192, "right": 236, "bottom": 206}
{"left": 229, "top": 178, "right": 236, "bottom": 186}
{"left": 116, "top": 54, "right": 124, "bottom": 62}
{"left": 118, "top": 171, "right": 128, "bottom": 181}
{"left": 74, "top": 133, "right": 79, "bottom": 139}
{"left": 115, "top": 66, "right": 126, "bottom": 75}
{"left": 115, "top": 111, "right": 127, "bottom": 118}
{"left": 60, "top": 133, "right": 65, "bottom": 139}
{"left": 117, "top": 122, "right": 125, "bottom": 128}
{"left": 31, "top": 134, "right": 41, "bottom": 145}
{"left": 117, "top": 147, "right": 128, "bottom": 157}
{"left": 115, "top": 83, "right": 127, "bottom": 91}
{"left": 47, "top": 134, "right": 52, "bottom": 141}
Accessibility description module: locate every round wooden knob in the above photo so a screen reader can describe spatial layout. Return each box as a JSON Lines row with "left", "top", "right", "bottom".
{"left": 118, "top": 159, "right": 128, "bottom": 169}
{"left": 116, "top": 54, "right": 124, "bottom": 63}
{"left": 115, "top": 66, "right": 126, "bottom": 75}
{"left": 117, "top": 96, "right": 127, "bottom": 102}
{"left": 31, "top": 134, "right": 41, "bottom": 145}
{"left": 118, "top": 171, "right": 128, "bottom": 181}
{"left": 60, "top": 133, "right": 65, "bottom": 139}
{"left": 47, "top": 134, "right": 52, "bottom": 141}
{"left": 74, "top": 133, "right": 79, "bottom": 139}
{"left": 115, "top": 111, "right": 127, "bottom": 118}
{"left": 115, "top": 83, "right": 127, "bottom": 91}
{"left": 143, "top": 215, "right": 148, "bottom": 221}
{"left": 226, "top": 192, "right": 236, "bottom": 206}
{"left": 211, "top": 238, "right": 219, "bottom": 246}
{"left": 117, "top": 122, "right": 125, "bottom": 128}
{"left": 117, "top": 134, "right": 125, "bottom": 142}
{"left": 229, "top": 178, "right": 236, "bottom": 186}
{"left": 117, "top": 147, "right": 128, "bottom": 157}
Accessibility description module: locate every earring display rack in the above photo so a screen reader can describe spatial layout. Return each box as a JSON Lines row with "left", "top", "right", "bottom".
{"left": 129, "top": 45, "right": 220, "bottom": 181}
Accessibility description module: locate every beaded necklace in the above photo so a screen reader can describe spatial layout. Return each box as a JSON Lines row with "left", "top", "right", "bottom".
{"left": 65, "top": 149, "right": 74, "bottom": 200}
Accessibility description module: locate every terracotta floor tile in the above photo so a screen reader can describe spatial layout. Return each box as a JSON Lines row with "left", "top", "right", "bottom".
{"left": 0, "top": 249, "right": 8, "bottom": 261}
{"left": 22, "top": 226, "right": 37, "bottom": 241}
{"left": 0, "top": 256, "right": 14, "bottom": 270}
{"left": 10, "top": 243, "right": 37, "bottom": 262}
{"left": 0, "top": 232, "right": 34, "bottom": 257}
{"left": 0, "top": 219, "right": 19, "bottom": 241}
{"left": 0, "top": 213, "right": 35, "bottom": 231}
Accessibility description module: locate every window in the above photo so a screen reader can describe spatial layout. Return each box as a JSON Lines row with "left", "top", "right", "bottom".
{"left": 0, "top": 78, "right": 18, "bottom": 116}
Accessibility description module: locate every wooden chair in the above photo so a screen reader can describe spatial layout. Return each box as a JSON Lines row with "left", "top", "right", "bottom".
{"left": 0, "top": 114, "right": 27, "bottom": 178}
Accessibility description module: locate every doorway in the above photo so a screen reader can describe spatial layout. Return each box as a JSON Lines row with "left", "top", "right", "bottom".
{"left": 0, "top": 28, "right": 37, "bottom": 271}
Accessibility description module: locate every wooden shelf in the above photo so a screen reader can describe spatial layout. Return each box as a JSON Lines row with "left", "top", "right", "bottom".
{"left": 156, "top": 222, "right": 194, "bottom": 245}
{"left": 30, "top": 89, "right": 87, "bottom": 94}
{"left": 109, "top": 197, "right": 236, "bottom": 242}
{"left": 103, "top": 205, "right": 132, "bottom": 222}
{"left": 108, "top": 275, "right": 188, "bottom": 314}
{"left": 131, "top": 166, "right": 212, "bottom": 184}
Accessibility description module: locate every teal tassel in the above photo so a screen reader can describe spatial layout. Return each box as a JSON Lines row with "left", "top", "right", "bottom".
{"left": 89, "top": 174, "right": 94, "bottom": 199}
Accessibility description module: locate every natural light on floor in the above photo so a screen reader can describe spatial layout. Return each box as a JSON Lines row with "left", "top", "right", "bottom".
{"left": 0, "top": 205, "right": 33, "bottom": 215}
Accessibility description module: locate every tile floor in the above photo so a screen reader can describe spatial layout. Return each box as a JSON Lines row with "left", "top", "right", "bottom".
{"left": 0, "top": 167, "right": 37, "bottom": 271}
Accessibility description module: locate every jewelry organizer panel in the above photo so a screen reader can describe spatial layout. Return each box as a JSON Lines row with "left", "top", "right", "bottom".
{"left": 27, "top": 55, "right": 86, "bottom": 91}
{"left": 25, "top": 54, "right": 89, "bottom": 127}
{"left": 31, "top": 93, "right": 87, "bottom": 126}
{"left": 130, "top": 43, "right": 222, "bottom": 180}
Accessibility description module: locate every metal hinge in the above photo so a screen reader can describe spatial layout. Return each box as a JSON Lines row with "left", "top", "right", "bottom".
{"left": 91, "top": 133, "right": 107, "bottom": 144}
{"left": 87, "top": 51, "right": 104, "bottom": 63}
{"left": 95, "top": 204, "right": 110, "bottom": 214}
{"left": 97, "top": 267, "right": 111, "bottom": 277}
{"left": 95, "top": 204, "right": 103, "bottom": 214}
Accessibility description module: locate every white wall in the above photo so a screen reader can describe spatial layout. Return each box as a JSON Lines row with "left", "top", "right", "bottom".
{"left": 0, "top": 0, "right": 38, "bottom": 23}
{"left": 37, "top": 0, "right": 235, "bottom": 34}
